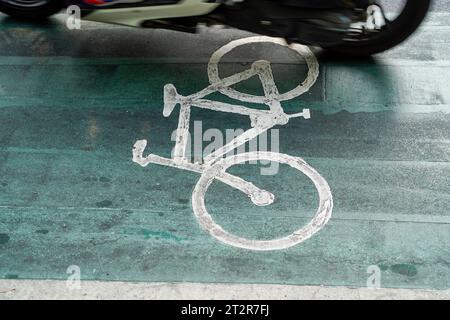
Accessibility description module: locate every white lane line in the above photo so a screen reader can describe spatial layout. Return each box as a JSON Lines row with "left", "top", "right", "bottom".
{"left": 0, "top": 280, "right": 449, "bottom": 300}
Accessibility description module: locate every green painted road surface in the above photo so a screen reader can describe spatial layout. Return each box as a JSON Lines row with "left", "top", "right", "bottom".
{"left": 0, "top": 5, "right": 449, "bottom": 290}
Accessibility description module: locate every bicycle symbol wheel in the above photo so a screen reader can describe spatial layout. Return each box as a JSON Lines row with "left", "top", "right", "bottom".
{"left": 207, "top": 36, "right": 320, "bottom": 104}
{"left": 192, "top": 152, "right": 333, "bottom": 251}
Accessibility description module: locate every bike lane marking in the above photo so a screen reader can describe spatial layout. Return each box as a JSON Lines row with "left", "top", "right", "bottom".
{"left": 133, "top": 36, "right": 333, "bottom": 251}
{"left": 1, "top": 12, "right": 450, "bottom": 289}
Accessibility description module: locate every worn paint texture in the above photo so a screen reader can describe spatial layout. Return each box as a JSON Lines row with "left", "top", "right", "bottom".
{"left": 0, "top": 3, "right": 449, "bottom": 290}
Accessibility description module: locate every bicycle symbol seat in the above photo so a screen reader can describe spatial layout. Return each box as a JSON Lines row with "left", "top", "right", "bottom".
{"left": 132, "top": 36, "right": 333, "bottom": 251}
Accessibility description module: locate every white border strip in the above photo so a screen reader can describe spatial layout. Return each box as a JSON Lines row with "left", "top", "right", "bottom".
{"left": 0, "top": 280, "right": 449, "bottom": 300}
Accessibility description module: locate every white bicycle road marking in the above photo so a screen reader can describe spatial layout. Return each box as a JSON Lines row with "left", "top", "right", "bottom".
{"left": 207, "top": 36, "right": 319, "bottom": 104}
{"left": 132, "top": 36, "right": 333, "bottom": 251}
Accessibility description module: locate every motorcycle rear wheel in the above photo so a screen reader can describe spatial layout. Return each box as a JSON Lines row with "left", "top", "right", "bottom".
{"left": 324, "top": 0, "right": 431, "bottom": 56}
{"left": 0, "top": 0, "right": 63, "bottom": 20}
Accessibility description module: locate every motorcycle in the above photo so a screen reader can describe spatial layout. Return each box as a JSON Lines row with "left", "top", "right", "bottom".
{"left": 0, "top": 0, "right": 431, "bottom": 56}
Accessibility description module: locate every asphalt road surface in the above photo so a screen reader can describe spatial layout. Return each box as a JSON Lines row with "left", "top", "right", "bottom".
{"left": 0, "top": 1, "right": 449, "bottom": 291}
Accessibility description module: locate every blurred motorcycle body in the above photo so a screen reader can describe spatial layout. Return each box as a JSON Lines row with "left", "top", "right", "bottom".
{"left": 0, "top": 0, "right": 432, "bottom": 56}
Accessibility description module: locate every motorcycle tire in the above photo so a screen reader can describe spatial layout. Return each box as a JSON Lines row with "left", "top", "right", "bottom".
{"left": 324, "top": 0, "right": 431, "bottom": 56}
{"left": 0, "top": 0, "right": 63, "bottom": 20}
